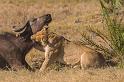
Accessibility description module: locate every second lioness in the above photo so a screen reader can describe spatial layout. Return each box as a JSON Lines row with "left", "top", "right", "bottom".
{"left": 31, "top": 27, "right": 105, "bottom": 72}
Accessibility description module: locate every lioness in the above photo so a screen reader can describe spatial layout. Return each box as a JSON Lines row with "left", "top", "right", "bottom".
{"left": 31, "top": 27, "right": 105, "bottom": 72}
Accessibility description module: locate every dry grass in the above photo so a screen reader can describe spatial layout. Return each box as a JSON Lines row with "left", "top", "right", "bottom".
{"left": 0, "top": 0, "right": 123, "bottom": 82}
{"left": 0, "top": 68, "right": 124, "bottom": 82}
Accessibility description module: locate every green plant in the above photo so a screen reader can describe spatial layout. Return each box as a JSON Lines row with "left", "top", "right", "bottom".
{"left": 81, "top": 0, "right": 124, "bottom": 66}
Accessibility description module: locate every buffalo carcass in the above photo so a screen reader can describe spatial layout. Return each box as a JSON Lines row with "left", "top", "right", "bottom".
{"left": 0, "top": 14, "right": 52, "bottom": 71}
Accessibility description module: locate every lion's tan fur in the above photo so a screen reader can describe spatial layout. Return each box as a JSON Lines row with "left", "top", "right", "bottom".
{"left": 31, "top": 28, "right": 105, "bottom": 72}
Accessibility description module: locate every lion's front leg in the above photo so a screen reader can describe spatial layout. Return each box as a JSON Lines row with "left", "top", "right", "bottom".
{"left": 39, "top": 57, "right": 50, "bottom": 72}
{"left": 39, "top": 45, "right": 54, "bottom": 72}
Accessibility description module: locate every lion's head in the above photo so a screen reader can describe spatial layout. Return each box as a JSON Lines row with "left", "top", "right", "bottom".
{"left": 31, "top": 26, "right": 49, "bottom": 46}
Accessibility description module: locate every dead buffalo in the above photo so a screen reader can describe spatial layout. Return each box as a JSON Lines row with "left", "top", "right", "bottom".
{"left": 0, "top": 14, "right": 52, "bottom": 71}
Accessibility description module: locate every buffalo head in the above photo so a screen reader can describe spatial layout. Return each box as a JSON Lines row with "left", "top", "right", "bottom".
{"left": 12, "top": 14, "right": 52, "bottom": 40}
